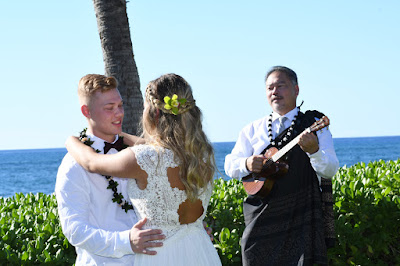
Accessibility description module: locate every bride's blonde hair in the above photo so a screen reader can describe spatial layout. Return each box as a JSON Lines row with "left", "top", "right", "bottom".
{"left": 142, "top": 73, "right": 215, "bottom": 201}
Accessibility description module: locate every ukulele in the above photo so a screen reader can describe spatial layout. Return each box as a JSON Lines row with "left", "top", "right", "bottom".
{"left": 242, "top": 116, "right": 330, "bottom": 197}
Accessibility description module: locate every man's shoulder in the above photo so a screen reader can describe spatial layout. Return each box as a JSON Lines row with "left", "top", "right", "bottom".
{"left": 304, "top": 110, "right": 325, "bottom": 120}
{"left": 56, "top": 153, "right": 91, "bottom": 193}
{"left": 57, "top": 153, "right": 88, "bottom": 179}
{"left": 298, "top": 110, "right": 328, "bottom": 132}
{"left": 58, "top": 153, "right": 82, "bottom": 170}
{"left": 242, "top": 116, "right": 269, "bottom": 132}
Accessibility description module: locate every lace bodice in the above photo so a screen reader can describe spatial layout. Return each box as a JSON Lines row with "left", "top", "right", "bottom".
{"left": 127, "top": 145, "right": 213, "bottom": 239}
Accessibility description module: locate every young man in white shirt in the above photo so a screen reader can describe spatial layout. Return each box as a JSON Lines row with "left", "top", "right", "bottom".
{"left": 225, "top": 66, "right": 339, "bottom": 266}
{"left": 56, "top": 74, "right": 165, "bottom": 265}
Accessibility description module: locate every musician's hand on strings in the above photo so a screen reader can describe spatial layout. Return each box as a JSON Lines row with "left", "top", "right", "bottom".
{"left": 246, "top": 155, "right": 265, "bottom": 173}
{"left": 298, "top": 131, "right": 319, "bottom": 154}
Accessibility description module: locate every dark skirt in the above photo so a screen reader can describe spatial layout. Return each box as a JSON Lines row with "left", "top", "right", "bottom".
{"left": 241, "top": 145, "right": 327, "bottom": 266}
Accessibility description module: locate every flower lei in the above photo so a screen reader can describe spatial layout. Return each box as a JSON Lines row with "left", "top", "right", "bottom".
{"left": 163, "top": 94, "right": 187, "bottom": 115}
{"left": 79, "top": 128, "right": 134, "bottom": 213}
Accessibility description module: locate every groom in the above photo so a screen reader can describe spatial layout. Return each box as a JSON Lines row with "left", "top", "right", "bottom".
{"left": 55, "top": 74, "right": 164, "bottom": 265}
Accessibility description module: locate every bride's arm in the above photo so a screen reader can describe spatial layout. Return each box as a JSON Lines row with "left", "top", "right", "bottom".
{"left": 120, "top": 132, "right": 146, "bottom": 146}
{"left": 65, "top": 136, "right": 146, "bottom": 179}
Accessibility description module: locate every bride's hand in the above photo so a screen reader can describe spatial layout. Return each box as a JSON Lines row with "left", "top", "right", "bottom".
{"left": 203, "top": 221, "right": 214, "bottom": 242}
{"left": 120, "top": 132, "right": 146, "bottom": 146}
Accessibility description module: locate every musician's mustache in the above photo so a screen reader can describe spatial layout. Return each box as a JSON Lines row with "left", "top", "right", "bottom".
{"left": 271, "top": 96, "right": 283, "bottom": 101}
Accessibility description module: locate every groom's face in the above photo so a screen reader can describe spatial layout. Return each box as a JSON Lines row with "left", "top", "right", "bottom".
{"left": 87, "top": 88, "right": 124, "bottom": 142}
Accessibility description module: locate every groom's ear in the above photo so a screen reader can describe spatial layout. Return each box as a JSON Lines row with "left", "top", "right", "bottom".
{"left": 81, "top": 105, "right": 91, "bottom": 118}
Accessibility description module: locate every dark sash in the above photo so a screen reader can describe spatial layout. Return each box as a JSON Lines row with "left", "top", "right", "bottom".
{"left": 301, "top": 111, "right": 336, "bottom": 249}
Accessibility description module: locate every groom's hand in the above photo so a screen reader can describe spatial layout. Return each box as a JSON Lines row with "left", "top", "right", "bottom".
{"left": 129, "top": 217, "right": 165, "bottom": 255}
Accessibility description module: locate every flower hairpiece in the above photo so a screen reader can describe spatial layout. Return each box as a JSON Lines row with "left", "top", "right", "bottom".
{"left": 164, "top": 94, "right": 187, "bottom": 115}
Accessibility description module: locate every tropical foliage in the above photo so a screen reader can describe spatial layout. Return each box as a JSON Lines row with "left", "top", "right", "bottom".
{"left": 205, "top": 178, "right": 246, "bottom": 265}
{"left": 1, "top": 159, "right": 399, "bottom": 265}
{"left": 329, "top": 160, "right": 400, "bottom": 265}
{"left": 0, "top": 193, "right": 75, "bottom": 264}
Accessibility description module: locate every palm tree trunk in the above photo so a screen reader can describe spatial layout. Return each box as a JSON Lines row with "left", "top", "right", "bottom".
{"left": 93, "top": 0, "right": 143, "bottom": 135}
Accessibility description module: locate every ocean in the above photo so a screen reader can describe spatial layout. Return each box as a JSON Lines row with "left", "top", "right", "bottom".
{"left": 1, "top": 136, "right": 399, "bottom": 198}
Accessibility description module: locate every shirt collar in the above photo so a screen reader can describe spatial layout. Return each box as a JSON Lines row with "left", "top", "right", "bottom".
{"left": 85, "top": 133, "right": 119, "bottom": 154}
{"left": 271, "top": 107, "right": 299, "bottom": 122}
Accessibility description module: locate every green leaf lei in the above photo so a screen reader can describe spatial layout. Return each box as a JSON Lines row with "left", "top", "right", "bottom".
{"left": 79, "top": 128, "right": 134, "bottom": 213}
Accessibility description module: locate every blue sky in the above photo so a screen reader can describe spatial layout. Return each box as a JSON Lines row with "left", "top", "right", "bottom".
{"left": 1, "top": 0, "right": 399, "bottom": 150}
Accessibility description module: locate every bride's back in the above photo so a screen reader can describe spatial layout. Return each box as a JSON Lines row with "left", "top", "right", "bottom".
{"left": 128, "top": 145, "right": 213, "bottom": 239}
{"left": 167, "top": 166, "right": 205, "bottom": 224}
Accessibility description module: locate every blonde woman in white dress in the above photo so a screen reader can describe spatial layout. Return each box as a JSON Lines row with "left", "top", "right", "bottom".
{"left": 66, "top": 73, "right": 222, "bottom": 266}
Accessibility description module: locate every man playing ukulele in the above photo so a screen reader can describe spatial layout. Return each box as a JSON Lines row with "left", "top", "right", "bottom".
{"left": 225, "top": 66, "right": 339, "bottom": 266}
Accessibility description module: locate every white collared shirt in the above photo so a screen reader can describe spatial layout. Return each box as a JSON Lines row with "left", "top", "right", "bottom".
{"left": 55, "top": 134, "right": 137, "bottom": 265}
{"left": 224, "top": 108, "right": 339, "bottom": 184}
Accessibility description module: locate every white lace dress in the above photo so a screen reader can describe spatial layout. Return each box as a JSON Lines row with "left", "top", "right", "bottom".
{"left": 127, "top": 145, "right": 221, "bottom": 266}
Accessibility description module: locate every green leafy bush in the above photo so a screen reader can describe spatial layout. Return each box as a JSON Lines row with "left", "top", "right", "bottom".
{"left": 205, "top": 178, "right": 246, "bottom": 265}
{"left": 1, "top": 160, "right": 399, "bottom": 265}
{"left": 0, "top": 193, "right": 76, "bottom": 265}
{"left": 329, "top": 159, "right": 400, "bottom": 265}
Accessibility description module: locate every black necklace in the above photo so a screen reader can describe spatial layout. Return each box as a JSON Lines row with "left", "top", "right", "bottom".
{"left": 79, "top": 128, "right": 134, "bottom": 213}
{"left": 267, "top": 106, "right": 300, "bottom": 147}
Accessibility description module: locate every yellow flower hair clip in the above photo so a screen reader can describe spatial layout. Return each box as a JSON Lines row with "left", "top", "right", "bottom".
{"left": 163, "top": 94, "right": 187, "bottom": 115}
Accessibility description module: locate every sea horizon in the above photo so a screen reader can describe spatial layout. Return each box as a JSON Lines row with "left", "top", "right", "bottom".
{"left": 1, "top": 135, "right": 399, "bottom": 152}
{"left": 1, "top": 135, "right": 399, "bottom": 198}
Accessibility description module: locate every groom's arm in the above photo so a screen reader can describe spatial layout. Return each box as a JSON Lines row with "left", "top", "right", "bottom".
{"left": 55, "top": 158, "right": 133, "bottom": 258}
{"left": 55, "top": 156, "right": 164, "bottom": 258}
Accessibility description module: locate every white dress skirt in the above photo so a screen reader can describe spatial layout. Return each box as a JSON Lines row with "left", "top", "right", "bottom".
{"left": 134, "top": 221, "right": 221, "bottom": 266}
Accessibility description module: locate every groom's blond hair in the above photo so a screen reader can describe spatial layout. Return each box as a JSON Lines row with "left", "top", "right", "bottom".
{"left": 78, "top": 74, "right": 118, "bottom": 106}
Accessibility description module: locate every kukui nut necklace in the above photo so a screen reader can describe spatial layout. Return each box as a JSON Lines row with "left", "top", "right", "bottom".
{"left": 267, "top": 106, "right": 301, "bottom": 147}
{"left": 79, "top": 128, "right": 134, "bottom": 213}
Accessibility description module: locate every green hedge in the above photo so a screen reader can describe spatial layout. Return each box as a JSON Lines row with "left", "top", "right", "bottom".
{"left": 205, "top": 178, "right": 246, "bottom": 265}
{"left": 329, "top": 160, "right": 400, "bottom": 265}
{"left": 1, "top": 159, "right": 399, "bottom": 265}
{"left": 0, "top": 193, "right": 75, "bottom": 264}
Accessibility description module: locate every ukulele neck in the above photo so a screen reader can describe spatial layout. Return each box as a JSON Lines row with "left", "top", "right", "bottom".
{"left": 271, "top": 127, "right": 311, "bottom": 162}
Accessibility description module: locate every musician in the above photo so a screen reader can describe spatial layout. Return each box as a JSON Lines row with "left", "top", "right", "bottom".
{"left": 224, "top": 66, "right": 339, "bottom": 266}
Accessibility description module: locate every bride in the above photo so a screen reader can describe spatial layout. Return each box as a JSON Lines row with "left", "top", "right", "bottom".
{"left": 66, "top": 73, "right": 222, "bottom": 265}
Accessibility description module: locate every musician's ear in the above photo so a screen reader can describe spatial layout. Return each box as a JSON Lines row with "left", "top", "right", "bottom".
{"left": 295, "top": 85, "right": 299, "bottom": 96}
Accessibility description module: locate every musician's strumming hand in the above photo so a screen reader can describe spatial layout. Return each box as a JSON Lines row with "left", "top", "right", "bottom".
{"left": 246, "top": 155, "right": 265, "bottom": 173}
{"left": 298, "top": 131, "right": 319, "bottom": 154}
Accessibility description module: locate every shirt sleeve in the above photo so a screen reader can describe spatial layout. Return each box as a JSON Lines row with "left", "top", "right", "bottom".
{"left": 55, "top": 155, "right": 134, "bottom": 258}
{"left": 308, "top": 125, "right": 339, "bottom": 179}
{"left": 224, "top": 125, "right": 254, "bottom": 179}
